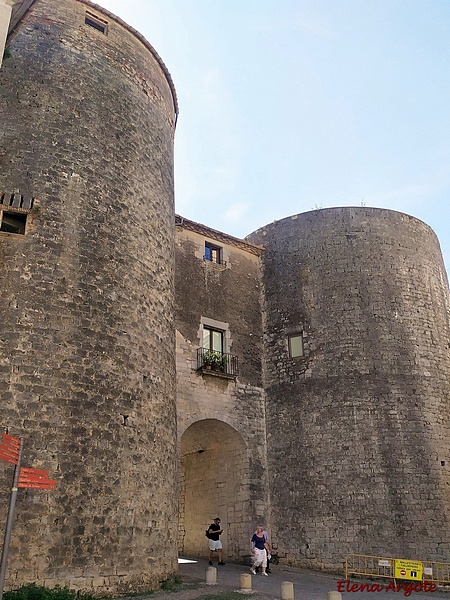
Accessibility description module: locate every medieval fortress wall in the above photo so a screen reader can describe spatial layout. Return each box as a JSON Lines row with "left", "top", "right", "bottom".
{"left": 248, "top": 208, "right": 450, "bottom": 568}
{"left": 0, "top": 0, "right": 178, "bottom": 593}
{"left": 0, "top": 0, "right": 449, "bottom": 595}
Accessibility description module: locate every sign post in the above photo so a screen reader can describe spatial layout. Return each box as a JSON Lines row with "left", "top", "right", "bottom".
{"left": 0, "top": 433, "right": 56, "bottom": 600}
{"left": 0, "top": 434, "right": 22, "bottom": 600}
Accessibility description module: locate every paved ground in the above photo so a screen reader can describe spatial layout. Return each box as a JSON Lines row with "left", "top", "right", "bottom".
{"left": 173, "top": 557, "right": 450, "bottom": 600}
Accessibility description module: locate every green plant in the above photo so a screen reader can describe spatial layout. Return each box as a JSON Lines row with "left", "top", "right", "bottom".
{"left": 202, "top": 350, "right": 224, "bottom": 370}
{"left": 196, "top": 593, "right": 248, "bottom": 600}
{"left": 123, "top": 590, "right": 155, "bottom": 598}
{"left": 159, "top": 576, "right": 183, "bottom": 592}
{"left": 3, "top": 47, "right": 11, "bottom": 60}
{"left": 4, "top": 584, "right": 96, "bottom": 600}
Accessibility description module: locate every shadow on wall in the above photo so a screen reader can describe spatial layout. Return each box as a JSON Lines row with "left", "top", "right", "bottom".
{"left": 178, "top": 419, "right": 249, "bottom": 562}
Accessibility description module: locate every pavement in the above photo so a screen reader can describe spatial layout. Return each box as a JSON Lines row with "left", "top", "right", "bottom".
{"left": 177, "top": 557, "right": 450, "bottom": 600}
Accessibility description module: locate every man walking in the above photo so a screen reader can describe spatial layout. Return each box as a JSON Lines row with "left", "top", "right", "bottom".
{"left": 207, "top": 517, "right": 225, "bottom": 565}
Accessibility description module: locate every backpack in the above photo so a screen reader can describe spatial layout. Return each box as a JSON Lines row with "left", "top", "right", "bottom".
{"left": 205, "top": 529, "right": 212, "bottom": 539}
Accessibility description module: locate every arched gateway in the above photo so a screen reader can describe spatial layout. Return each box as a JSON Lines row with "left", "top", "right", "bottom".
{"left": 179, "top": 419, "right": 249, "bottom": 562}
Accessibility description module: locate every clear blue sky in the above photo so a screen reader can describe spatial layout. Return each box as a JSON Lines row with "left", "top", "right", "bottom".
{"left": 100, "top": 0, "right": 450, "bottom": 274}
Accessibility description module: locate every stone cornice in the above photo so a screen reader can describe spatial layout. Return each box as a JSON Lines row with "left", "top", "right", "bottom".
{"left": 175, "top": 215, "right": 264, "bottom": 257}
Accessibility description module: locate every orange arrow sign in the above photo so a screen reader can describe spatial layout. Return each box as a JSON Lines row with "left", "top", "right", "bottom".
{"left": 0, "top": 434, "right": 21, "bottom": 465}
{"left": 18, "top": 467, "right": 56, "bottom": 490}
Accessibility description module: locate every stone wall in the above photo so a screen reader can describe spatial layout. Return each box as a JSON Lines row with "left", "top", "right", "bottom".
{"left": 174, "top": 221, "right": 267, "bottom": 562}
{"left": 0, "top": 0, "right": 177, "bottom": 593}
{"left": 248, "top": 207, "right": 450, "bottom": 570}
{"left": 2, "top": 0, "right": 450, "bottom": 587}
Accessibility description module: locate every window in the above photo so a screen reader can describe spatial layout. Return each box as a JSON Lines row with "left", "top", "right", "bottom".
{"left": 204, "top": 242, "right": 223, "bottom": 265}
{"left": 203, "top": 326, "right": 224, "bottom": 353}
{"left": 288, "top": 333, "right": 304, "bottom": 358}
{"left": 0, "top": 211, "right": 27, "bottom": 235}
{"left": 198, "top": 321, "right": 238, "bottom": 376}
{"left": 85, "top": 11, "right": 108, "bottom": 34}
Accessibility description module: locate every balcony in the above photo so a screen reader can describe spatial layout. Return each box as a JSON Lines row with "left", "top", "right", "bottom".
{"left": 197, "top": 348, "right": 238, "bottom": 378}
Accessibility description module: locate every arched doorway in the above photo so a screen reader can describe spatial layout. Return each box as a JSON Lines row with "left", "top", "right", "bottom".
{"left": 179, "top": 419, "right": 249, "bottom": 562}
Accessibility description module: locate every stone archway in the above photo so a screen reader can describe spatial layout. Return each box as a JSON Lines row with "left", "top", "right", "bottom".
{"left": 178, "top": 419, "right": 249, "bottom": 562}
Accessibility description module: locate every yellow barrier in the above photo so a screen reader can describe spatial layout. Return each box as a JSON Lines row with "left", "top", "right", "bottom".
{"left": 345, "top": 554, "right": 395, "bottom": 581}
{"left": 422, "top": 560, "right": 450, "bottom": 585}
{"left": 345, "top": 554, "right": 450, "bottom": 584}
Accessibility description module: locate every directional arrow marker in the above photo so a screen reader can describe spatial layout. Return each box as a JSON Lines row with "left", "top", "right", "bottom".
{"left": 0, "top": 434, "right": 21, "bottom": 465}
{"left": 18, "top": 467, "right": 56, "bottom": 490}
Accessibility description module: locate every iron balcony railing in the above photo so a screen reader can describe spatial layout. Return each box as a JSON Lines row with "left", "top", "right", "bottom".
{"left": 197, "top": 348, "right": 238, "bottom": 377}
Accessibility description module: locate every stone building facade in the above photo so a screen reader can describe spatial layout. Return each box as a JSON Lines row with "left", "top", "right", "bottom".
{"left": 1, "top": 0, "right": 450, "bottom": 596}
{"left": 174, "top": 217, "right": 267, "bottom": 563}
{"left": 175, "top": 207, "right": 450, "bottom": 572}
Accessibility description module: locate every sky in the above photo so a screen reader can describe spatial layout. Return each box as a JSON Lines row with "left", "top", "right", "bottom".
{"left": 99, "top": 0, "right": 450, "bottom": 274}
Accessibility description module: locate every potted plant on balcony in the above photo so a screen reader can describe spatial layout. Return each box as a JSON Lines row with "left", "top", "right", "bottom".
{"left": 202, "top": 350, "right": 224, "bottom": 371}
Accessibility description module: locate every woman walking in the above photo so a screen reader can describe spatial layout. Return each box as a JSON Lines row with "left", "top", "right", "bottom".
{"left": 250, "top": 525, "right": 271, "bottom": 576}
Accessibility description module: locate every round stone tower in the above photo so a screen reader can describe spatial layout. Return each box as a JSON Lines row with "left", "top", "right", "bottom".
{"left": 0, "top": 0, "right": 178, "bottom": 593}
{"left": 248, "top": 207, "right": 450, "bottom": 570}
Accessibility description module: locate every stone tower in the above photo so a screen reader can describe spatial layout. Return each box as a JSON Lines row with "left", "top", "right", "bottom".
{"left": 248, "top": 207, "right": 450, "bottom": 569}
{"left": 0, "top": 0, "right": 178, "bottom": 593}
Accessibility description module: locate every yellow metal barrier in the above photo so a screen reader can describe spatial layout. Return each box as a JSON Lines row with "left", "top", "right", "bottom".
{"left": 346, "top": 554, "right": 395, "bottom": 580}
{"left": 345, "top": 554, "right": 450, "bottom": 584}
{"left": 422, "top": 560, "right": 450, "bottom": 584}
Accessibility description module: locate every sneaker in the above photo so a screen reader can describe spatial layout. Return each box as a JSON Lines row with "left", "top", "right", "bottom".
{"left": 262, "top": 572, "right": 269, "bottom": 576}
{"left": 250, "top": 568, "right": 256, "bottom": 575}
{"left": 218, "top": 561, "right": 226, "bottom": 565}
{"left": 208, "top": 561, "right": 213, "bottom": 566}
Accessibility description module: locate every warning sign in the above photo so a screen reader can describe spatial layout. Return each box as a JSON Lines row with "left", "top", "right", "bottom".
{"left": 378, "top": 560, "right": 392, "bottom": 567}
{"left": 394, "top": 559, "right": 423, "bottom": 580}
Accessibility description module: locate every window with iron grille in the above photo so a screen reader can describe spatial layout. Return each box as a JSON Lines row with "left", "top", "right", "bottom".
{"left": 197, "top": 321, "right": 238, "bottom": 377}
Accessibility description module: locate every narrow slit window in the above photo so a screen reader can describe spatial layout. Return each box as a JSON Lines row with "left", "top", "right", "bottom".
{"left": 0, "top": 211, "right": 27, "bottom": 235}
{"left": 288, "top": 333, "right": 304, "bottom": 358}
{"left": 85, "top": 11, "right": 108, "bottom": 34}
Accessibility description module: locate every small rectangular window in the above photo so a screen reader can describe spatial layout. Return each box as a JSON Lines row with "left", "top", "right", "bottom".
{"left": 85, "top": 11, "right": 108, "bottom": 34}
{"left": 204, "top": 242, "right": 223, "bottom": 264}
{"left": 288, "top": 334, "right": 304, "bottom": 358}
{"left": 0, "top": 211, "right": 27, "bottom": 235}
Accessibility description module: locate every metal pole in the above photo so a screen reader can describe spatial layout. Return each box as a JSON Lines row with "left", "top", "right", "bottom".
{"left": 0, "top": 439, "right": 23, "bottom": 600}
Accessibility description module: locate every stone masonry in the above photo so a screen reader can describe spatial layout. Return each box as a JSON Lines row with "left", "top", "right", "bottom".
{"left": 174, "top": 219, "right": 268, "bottom": 563}
{"left": 0, "top": 0, "right": 178, "bottom": 594}
{"left": 1, "top": 0, "right": 450, "bottom": 595}
{"left": 248, "top": 207, "right": 450, "bottom": 570}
